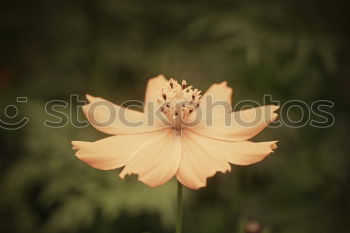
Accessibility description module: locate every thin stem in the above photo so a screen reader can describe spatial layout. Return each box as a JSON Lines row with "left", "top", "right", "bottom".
{"left": 176, "top": 181, "right": 183, "bottom": 233}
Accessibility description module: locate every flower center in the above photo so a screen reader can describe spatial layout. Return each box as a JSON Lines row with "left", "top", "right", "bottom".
{"left": 157, "top": 79, "right": 201, "bottom": 131}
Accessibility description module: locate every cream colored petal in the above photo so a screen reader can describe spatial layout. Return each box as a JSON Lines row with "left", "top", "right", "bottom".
{"left": 202, "top": 81, "right": 233, "bottom": 105}
{"left": 197, "top": 81, "right": 233, "bottom": 124}
{"left": 119, "top": 128, "right": 181, "bottom": 188}
{"left": 72, "top": 131, "right": 164, "bottom": 170}
{"left": 189, "top": 130, "right": 277, "bottom": 165}
{"left": 85, "top": 94, "right": 102, "bottom": 103}
{"left": 143, "top": 74, "right": 168, "bottom": 113}
{"left": 219, "top": 140, "right": 277, "bottom": 165}
{"left": 176, "top": 130, "right": 277, "bottom": 189}
{"left": 192, "top": 105, "right": 279, "bottom": 141}
{"left": 82, "top": 94, "right": 161, "bottom": 135}
{"left": 176, "top": 130, "right": 231, "bottom": 190}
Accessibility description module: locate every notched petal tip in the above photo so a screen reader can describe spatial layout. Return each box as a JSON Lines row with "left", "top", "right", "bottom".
{"left": 271, "top": 112, "right": 278, "bottom": 122}
{"left": 71, "top": 141, "right": 80, "bottom": 150}
{"left": 270, "top": 105, "right": 280, "bottom": 113}
{"left": 183, "top": 168, "right": 231, "bottom": 190}
{"left": 272, "top": 105, "right": 280, "bottom": 111}
{"left": 85, "top": 94, "right": 96, "bottom": 103}
{"left": 118, "top": 170, "right": 127, "bottom": 179}
{"left": 178, "top": 167, "right": 230, "bottom": 190}
{"left": 266, "top": 105, "right": 280, "bottom": 124}
{"left": 118, "top": 172, "right": 167, "bottom": 188}
{"left": 176, "top": 164, "right": 231, "bottom": 190}
{"left": 71, "top": 141, "right": 88, "bottom": 156}
{"left": 71, "top": 141, "right": 94, "bottom": 158}
{"left": 85, "top": 94, "right": 106, "bottom": 104}
{"left": 71, "top": 141, "right": 88, "bottom": 162}
{"left": 271, "top": 141, "right": 278, "bottom": 150}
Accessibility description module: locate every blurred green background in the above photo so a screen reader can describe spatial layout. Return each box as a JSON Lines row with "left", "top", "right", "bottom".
{"left": 1, "top": 0, "right": 349, "bottom": 233}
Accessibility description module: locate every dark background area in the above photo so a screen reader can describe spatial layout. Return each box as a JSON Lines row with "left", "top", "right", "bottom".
{"left": 1, "top": 0, "right": 349, "bottom": 233}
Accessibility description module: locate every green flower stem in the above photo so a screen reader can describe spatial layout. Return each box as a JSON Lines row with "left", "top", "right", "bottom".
{"left": 176, "top": 181, "right": 183, "bottom": 233}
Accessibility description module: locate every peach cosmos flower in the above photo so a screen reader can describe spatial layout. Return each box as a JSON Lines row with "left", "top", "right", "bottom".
{"left": 72, "top": 75, "right": 278, "bottom": 189}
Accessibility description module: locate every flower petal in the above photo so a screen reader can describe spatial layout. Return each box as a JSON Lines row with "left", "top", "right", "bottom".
{"left": 82, "top": 94, "right": 161, "bottom": 135}
{"left": 189, "top": 130, "right": 277, "bottom": 165}
{"left": 219, "top": 140, "right": 277, "bottom": 165}
{"left": 202, "top": 81, "right": 233, "bottom": 105}
{"left": 72, "top": 131, "right": 164, "bottom": 170}
{"left": 176, "top": 130, "right": 231, "bottom": 190}
{"left": 176, "top": 130, "right": 277, "bottom": 189}
{"left": 199, "top": 81, "right": 233, "bottom": 115}
{"left": 119, "top": 128, "right": 181, "bottom": 188}
{"left": 191, "top": 105, "right": 279, "bottom": 141}
{"left": 191, "top": 130, "right": 277, "bottom": 166}
{"left": 144, "top": 74, "right": 168, "bottom": 113}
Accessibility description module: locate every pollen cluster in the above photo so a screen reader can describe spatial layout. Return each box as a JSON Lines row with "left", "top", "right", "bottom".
{"left": 157, "top": 79, "right": 201, "bottom": 129}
